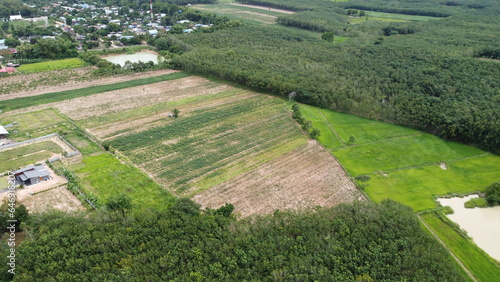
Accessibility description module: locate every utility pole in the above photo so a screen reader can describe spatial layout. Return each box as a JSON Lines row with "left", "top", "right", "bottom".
{"left": 150, "top": 0, "right": 154, "bottom": 21}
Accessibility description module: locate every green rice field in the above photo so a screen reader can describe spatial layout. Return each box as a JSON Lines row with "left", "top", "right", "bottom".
{"left": 299, "top": 104, "right": 500, "bottom": 212}
{"left": 17, "top": 58, "right": 88, "bottom": 73}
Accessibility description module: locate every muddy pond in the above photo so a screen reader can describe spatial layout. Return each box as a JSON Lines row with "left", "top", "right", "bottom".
{"left": 102, "top": 52, "right": 161, "bottom": 66}
{"left": 438, "top": 195, "right": 500, "bottom": 262}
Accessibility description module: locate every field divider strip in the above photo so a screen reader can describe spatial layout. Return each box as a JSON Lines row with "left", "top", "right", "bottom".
{"left": 417, "top": 214, "right": 477, "bottom": 282}
{"left": 318, "top": 110, "right": 345, "bottom": 146}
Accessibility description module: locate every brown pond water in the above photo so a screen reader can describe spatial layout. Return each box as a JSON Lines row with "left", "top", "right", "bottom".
{"left": 438, "top": 195, "right": 500, "bottom": 262}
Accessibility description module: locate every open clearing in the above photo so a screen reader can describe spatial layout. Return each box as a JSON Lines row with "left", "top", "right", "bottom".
{"left": 299, "top": 104, "right": 500, "bottom": 212}
{"left": 0, "top": 141, "right": 64, "bottom": 172}
{"left": 195, "top": 3, "right": 287, "bottom": 24}
{"left": 19, "top": 186, "right": 84, "bottom": 213}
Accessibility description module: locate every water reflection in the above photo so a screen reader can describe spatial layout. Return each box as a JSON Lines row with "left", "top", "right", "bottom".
{"left": 103, "top": 52, "right": 160, "bottom": 66}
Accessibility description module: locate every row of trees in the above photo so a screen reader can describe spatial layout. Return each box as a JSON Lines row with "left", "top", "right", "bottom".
{"left": 0, "top": 199, "right": 467, "bottom": 280}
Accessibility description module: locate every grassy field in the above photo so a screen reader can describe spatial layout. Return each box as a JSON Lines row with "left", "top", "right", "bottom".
{"left": 0, "top": 72, "right": 190, "bottom": 112}
{"left": 0, "top": 141, "right": 64, "bottom": 172}
{"left": 0, "top": 109, "right": 71, "bottom": 142}
{"left": 420, "top": 211, "right": 500, "bottom": 281}
{"left": 299, "top": 104, "right": 500, "bottom": 212}
{"left": 0, "top": 177, "right": 7, "bottom": 189}
{"left": 17, "top": 58, "right": 88, "bottom": 73}
{"left": 75, "top": 153, "right": 175, "bottom": 211}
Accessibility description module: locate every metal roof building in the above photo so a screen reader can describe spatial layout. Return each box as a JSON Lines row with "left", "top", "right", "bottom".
{"left": 13, "top": 165, "right": 51, "bottom": 186}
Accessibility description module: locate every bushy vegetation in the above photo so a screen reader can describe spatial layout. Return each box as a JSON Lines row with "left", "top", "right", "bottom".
{"left": 1, "top": 200, "right": 468, "bottom": 281}
{"left": 485, "top": 182, "right": 500, "bottom": 205}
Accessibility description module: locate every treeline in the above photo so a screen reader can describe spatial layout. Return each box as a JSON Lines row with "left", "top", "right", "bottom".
{"left": 475, "top": 48, "right": 500, "bottom": 59}
{"left": 276, "top": 10, "right": 348, "bottom": 33}
{"left": 171, "top": 22, "right": 499, "bottom": 152}
{"left": 0, "top": 199, "right": 467, "bottom": 281}
{"left": 342, "top": 4, "right": 451, "bottom": 17}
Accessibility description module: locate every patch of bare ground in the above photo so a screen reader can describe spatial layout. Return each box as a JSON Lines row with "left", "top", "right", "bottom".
{"left": 19, "top": 186, "right": 85, "bottom": 213}
{"left": 228, "top": 3, "right": 296, "bottom": 14}
{"left": 0, "top": 69, "right": 177, "bottom": 101}
{"left": 192, "top": 140, "right": 365, "bottom": 218}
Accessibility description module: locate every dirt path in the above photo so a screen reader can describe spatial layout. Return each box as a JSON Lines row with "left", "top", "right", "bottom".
{"left": 192, "top": 140, "right": 365, "bottom": 218}
{"left": 228, "top": 3, "right": 296, "bottom": 14}
{"left": 418, "top": 215, "right": 477, "bottom": 282}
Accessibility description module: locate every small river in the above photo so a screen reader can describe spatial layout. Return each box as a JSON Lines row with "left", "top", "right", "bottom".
{"left": 437, "top": 195, "right": 500, "bottom": 262}
{"left": 103, "top": 52, "right": 161, "bottom": 66}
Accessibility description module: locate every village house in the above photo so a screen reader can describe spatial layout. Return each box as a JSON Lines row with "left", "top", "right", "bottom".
{"left": 12, "top": 165, "right": 51, "bottom": 186}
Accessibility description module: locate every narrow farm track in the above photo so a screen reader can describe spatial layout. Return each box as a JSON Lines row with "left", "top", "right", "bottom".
{"left": 418, "top": 215, "right": 477, "bottom": 282}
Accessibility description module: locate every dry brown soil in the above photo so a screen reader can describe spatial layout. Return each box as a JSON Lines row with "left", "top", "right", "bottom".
{"left": 0, "top": 69, "right": 177, "bottom": 101}
{"left": 192, "top": 140, "right": 365, "bottom": 218}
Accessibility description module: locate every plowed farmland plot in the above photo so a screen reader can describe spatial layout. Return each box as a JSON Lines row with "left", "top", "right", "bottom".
{"left": 70, "top": 78, "right": 363, "bottom": 216}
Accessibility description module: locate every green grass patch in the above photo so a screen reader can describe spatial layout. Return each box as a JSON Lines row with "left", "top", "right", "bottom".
{"left": 0, "top": 109, "right": 70, "bottom": 142}
{"left": 420, "top": 211, "right": 500, "bottom": 281}
{"left": 0, "top": 176, "right": 7, "bottom": 189}
{"left": 76, "top": 153, "right": 175, "bottom": 211}
{"left": 16, "top": 58, "right": 87, "bottom": 73}
{"left": 364, "top": 11, "right": 443, "bottom": 22}
{"left": 0, "top": 72, "right": 191, "bottom": 112}
{"left": 299, "top": 104, "right": 343, "bottom": 149}
{"left": 0, "top": 141, "right": 64, "bottom": 172}
{"left": 334, "top": 134, "right": 485, "bottom": 176}
{"left": 299, "top": 104, "right": 499, "bottom": 212}
{"left": 364, "top": 154, "right": 500, "bottom": 211}
{"left": 335, "top": 122, "right": 418, "bottom": 145}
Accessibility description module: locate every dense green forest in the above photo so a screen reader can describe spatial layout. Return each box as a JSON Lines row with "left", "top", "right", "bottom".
{"left": 156, "top": 0, "right": 500, "bottom": 152}
{"left": 1, "top": 200, "right": 468, "bottom": 281}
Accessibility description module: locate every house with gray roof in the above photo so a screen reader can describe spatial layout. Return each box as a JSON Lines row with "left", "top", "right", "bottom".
{"left": 13, "top": 165, "right": 51, "bottom": 186}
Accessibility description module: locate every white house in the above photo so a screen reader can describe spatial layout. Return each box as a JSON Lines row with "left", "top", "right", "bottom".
{"left": 10, "top": 15, "right": 23, "bottom": 21}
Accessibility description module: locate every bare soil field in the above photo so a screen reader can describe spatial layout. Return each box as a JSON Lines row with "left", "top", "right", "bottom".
{"left": 228, "top": 3, "right": 296, "bottom": 14}
{"left": 18, "top": 186, "right": 84, "bottom": 213}
{"left": 192, "top": 140, "right": 365, "bottom": 217}
{"left": 0, "top": 68, "right": 177, "bottom": 101}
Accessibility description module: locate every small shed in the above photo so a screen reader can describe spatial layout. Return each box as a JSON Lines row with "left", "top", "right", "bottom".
{"left": 12, "top": 165, "right": 51, "bottom": 186}
{"left": 0, "top": 125, "right": 8, "bottom": 138}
